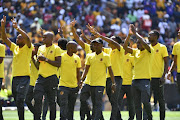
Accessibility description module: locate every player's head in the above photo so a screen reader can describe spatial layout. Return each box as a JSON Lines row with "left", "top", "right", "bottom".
{"left": 58, "top": 38, "right": 68, "bottom": 50}
{"left": 16, "top": 34, "right": 25, "bottom": 47}
{"left": 66, "top": 41, "right": 77, "bottom": 53}
{"left": 42, "top": 32, "right": 53, "bottom": 45}
{"left": 109, "top": 36, "right": 123, "bottom": 49}
{"left": 33, "top": 43, "right": 41, "bottom": 55}
{"left": 90, "top": 41, "right": 95, "bottom": 52}
{"left": 148, "top": 30, "right": 159, "bottom": 43}
{"left": 178, "top": 29, "right": 180, "bottom": 39}
{"left": 91, "top": 38, "right": 103, "bottom": 53}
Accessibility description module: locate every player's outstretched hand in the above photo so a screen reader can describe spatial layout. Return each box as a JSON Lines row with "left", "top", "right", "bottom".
{"left": 11, "top": 17, "right": 18, "bottom": 29}
{"left": 1, "top": 15, "right": 6, "bottom": 28}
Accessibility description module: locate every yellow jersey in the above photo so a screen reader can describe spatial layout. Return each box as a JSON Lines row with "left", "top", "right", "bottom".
{"left": 104, "top": 47, "right": 124, "bottom": 78}
{"left": 10, "top": 43, "right": 33, "bottom": 77}
{"left": 122, "top": 53, "right": 134, "bottom": 85}
{"left": 150, "top": 43, "right": 168, "bottom": 78}
{"left": 172, "top": 41, "right": 180, "bottom": 73}
{"left": 86, "top": 52, "right": 111, "bottom": 86}
{"left": 59, "top": 52, "right": 81, "bottom": 88}
{"left": 132, "top": 47, "right": 154, "bottom": 80}
{"left": 38, "top": 44, "right": 61, "bottom": 78}
{"left": 0, "top": 44, "right": 5, "bottom": 78}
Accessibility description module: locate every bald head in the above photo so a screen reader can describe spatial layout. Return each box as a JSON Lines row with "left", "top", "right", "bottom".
{"left": 43, "top": 32, "right": 54, "bottom": 45}
{"left": 16, "top": 34, "right": 25, "bottom": 47}
{"left": 67, "top": 41, "right": 77, "bottom": 53}
{"left": 44, "top": 32, "right": 54, "bottom": 39}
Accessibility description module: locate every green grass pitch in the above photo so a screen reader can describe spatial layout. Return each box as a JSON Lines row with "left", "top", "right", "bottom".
{"left": 3, "top": 111, "right": 180, "bottom": 120}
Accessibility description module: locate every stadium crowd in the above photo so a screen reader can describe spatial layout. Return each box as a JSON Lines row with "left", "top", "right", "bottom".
{"left": 0, "top": 0, "right": 180, "bottom": 120}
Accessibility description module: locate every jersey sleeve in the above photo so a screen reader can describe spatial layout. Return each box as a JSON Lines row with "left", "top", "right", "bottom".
{"left": 55, "top": 46, "right": 62, "bottom": 57}
{"left": 85, "top": 54, "right": 91, "bottom": 65}
{"left": 0, "top": 45, "right": 5, "bottom": 57}
{"left": 105, "top": 55, "right": 111, "bottom": 67}
{"left": 162, "top": 45, "right": 168, "bottom": 57}
{"left": 84, "top": 43, "right": 91, "bottom": 54}
{"left": 77, "top": 56, "right": 81, "bottom": 68}
{"left": 172, "top": 44, "right": 177, "bottom": 55}
{"left": 10, "top": 42, "right": 17, "bottom": 53}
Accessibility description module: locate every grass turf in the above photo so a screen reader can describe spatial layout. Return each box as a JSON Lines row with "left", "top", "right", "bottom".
{"left": 3, "top": 111, "right": 180, "bottom": 120}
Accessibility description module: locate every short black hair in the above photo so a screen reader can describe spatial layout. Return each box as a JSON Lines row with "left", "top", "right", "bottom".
{"left": 33, "top": 43, "right": 41, "bottom": 47}
{"left": 58, "top": 38, "right": 68, "bottom": 50}
{"left": 152, "top": 30, "right": 160, "bottom": 39}
{"left": 114, "top": 36, "right": 123, "bottom": 44}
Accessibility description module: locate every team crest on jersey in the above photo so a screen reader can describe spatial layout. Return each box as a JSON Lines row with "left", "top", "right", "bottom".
{"left": 127, "top": 59, "right": 129, "bottom": 62}
{"left": 75, "top": 60, "right": 77, "bottom": 63}
{"left": 50, "top": 51, "right": 53, "bottom": 53}
{"left": 60, "top": 91, "right": 64, "bottom": 95}
{"left": 156, "top": 49, "right": 159, "bottom": 53}
{"left": 100, "top": 58, "right": 103, "bottom": 61}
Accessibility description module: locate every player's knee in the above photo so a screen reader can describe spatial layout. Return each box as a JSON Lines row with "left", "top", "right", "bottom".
{"left": 16, "top": 98, "right": 24, "bottom": 107}
{"left": 25, "top": 98, "right": 31, "bottom": 105}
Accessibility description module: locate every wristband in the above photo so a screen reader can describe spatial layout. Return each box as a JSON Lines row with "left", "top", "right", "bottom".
{"left": 45, "top": 58, "right": 48, "bottom": 62}
{"left": 112, "top": 83, "right": 116, "bottom": 86}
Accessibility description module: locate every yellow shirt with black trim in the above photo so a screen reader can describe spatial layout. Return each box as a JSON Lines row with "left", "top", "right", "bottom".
{"left": 132, "top": 46, "right": 154, "bottom": 80}
{"left": 86, "top": 52, "right": 111, "bottom": 87}
{"left": 59, "top": 52, "right": 81, "bottom": 88}
{"left": 103, "top": 47, "right": 124, "bottom": 78}
{"left": 57, "top": 49, "right": 67, "bottom": 78}
{"left": 38, "top": 44, "right": 61, "bottom": 78}
{"left": 122, "top": 53, "right": 134, "bottom": 85}
{"left": 10, "top": 43, "right": 33, "bottom": 77}
{"left": 0, "top": 44, "right": 5, "bottom": 78}
{"left": 30, "top": 56, "right": 38, "bottom": 86}
{"left": 83, "top": 43, "right": 92, "bottom": 85}
{"left": 172, "top": 41, "right": 180, "bottom": 73}
{"left": 150, "top": 43, "right": 168, "bottom": 78}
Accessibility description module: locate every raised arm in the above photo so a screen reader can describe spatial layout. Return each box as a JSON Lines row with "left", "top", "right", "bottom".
{"left": 11, "top": 18, "right": 31, "bottom": 48}
{"left": 130, "top": 24, "right": 151, "bottom": 53}
{"left": 70, "top": 19, "right": 85, "bottom": 49}
{"left": 87, "top": 24, "right": 121, "bottom": 50}
{"left": 80, "top": 30, "right": 91, "bottom": 44}
{"left": 123, "top": 27, "right": 133, "bottom": 54}
{"left": 58, "top": 25, "right": 65, "bottom": 38}
{"left": 1, "top": 16, "right": 11, "bottom": 47}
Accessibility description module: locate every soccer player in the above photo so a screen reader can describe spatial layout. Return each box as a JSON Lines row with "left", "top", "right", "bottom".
{"left": 86, "top": 25, "right": 124, "bottom": 120}
{"left": 0, "top": 42, "right": 5, "bottom": 120}
{"left": 123, "top": 24, "right": 153, "bottom": 120}
{"left": 81, "top": 38, "right": 116, "bottom": 120}
{"left": 25, "top": 43, "right": 41, "bottom": 114}
{"left": 57, "top": 38, "right": 68, "bottom": 78}
{"left": 33, "top": 32, "right": 61, "bottom": 120}
{"left": 118, "top": 38, "right": 135, "bottom": 120}
{"left": 144, "top": 30, "right": 168, "bottom": 120}
{"left": 71, "top": 19, "right": 93, "bottom": 120}
{"left": 58, "top": 41, "right": 81, "bottom": 120}
{"left": 1, "top": 16, "right": 33, "bottom": 120}
{"left": 168, "top": 29, "right": 180, "bottom": 94}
